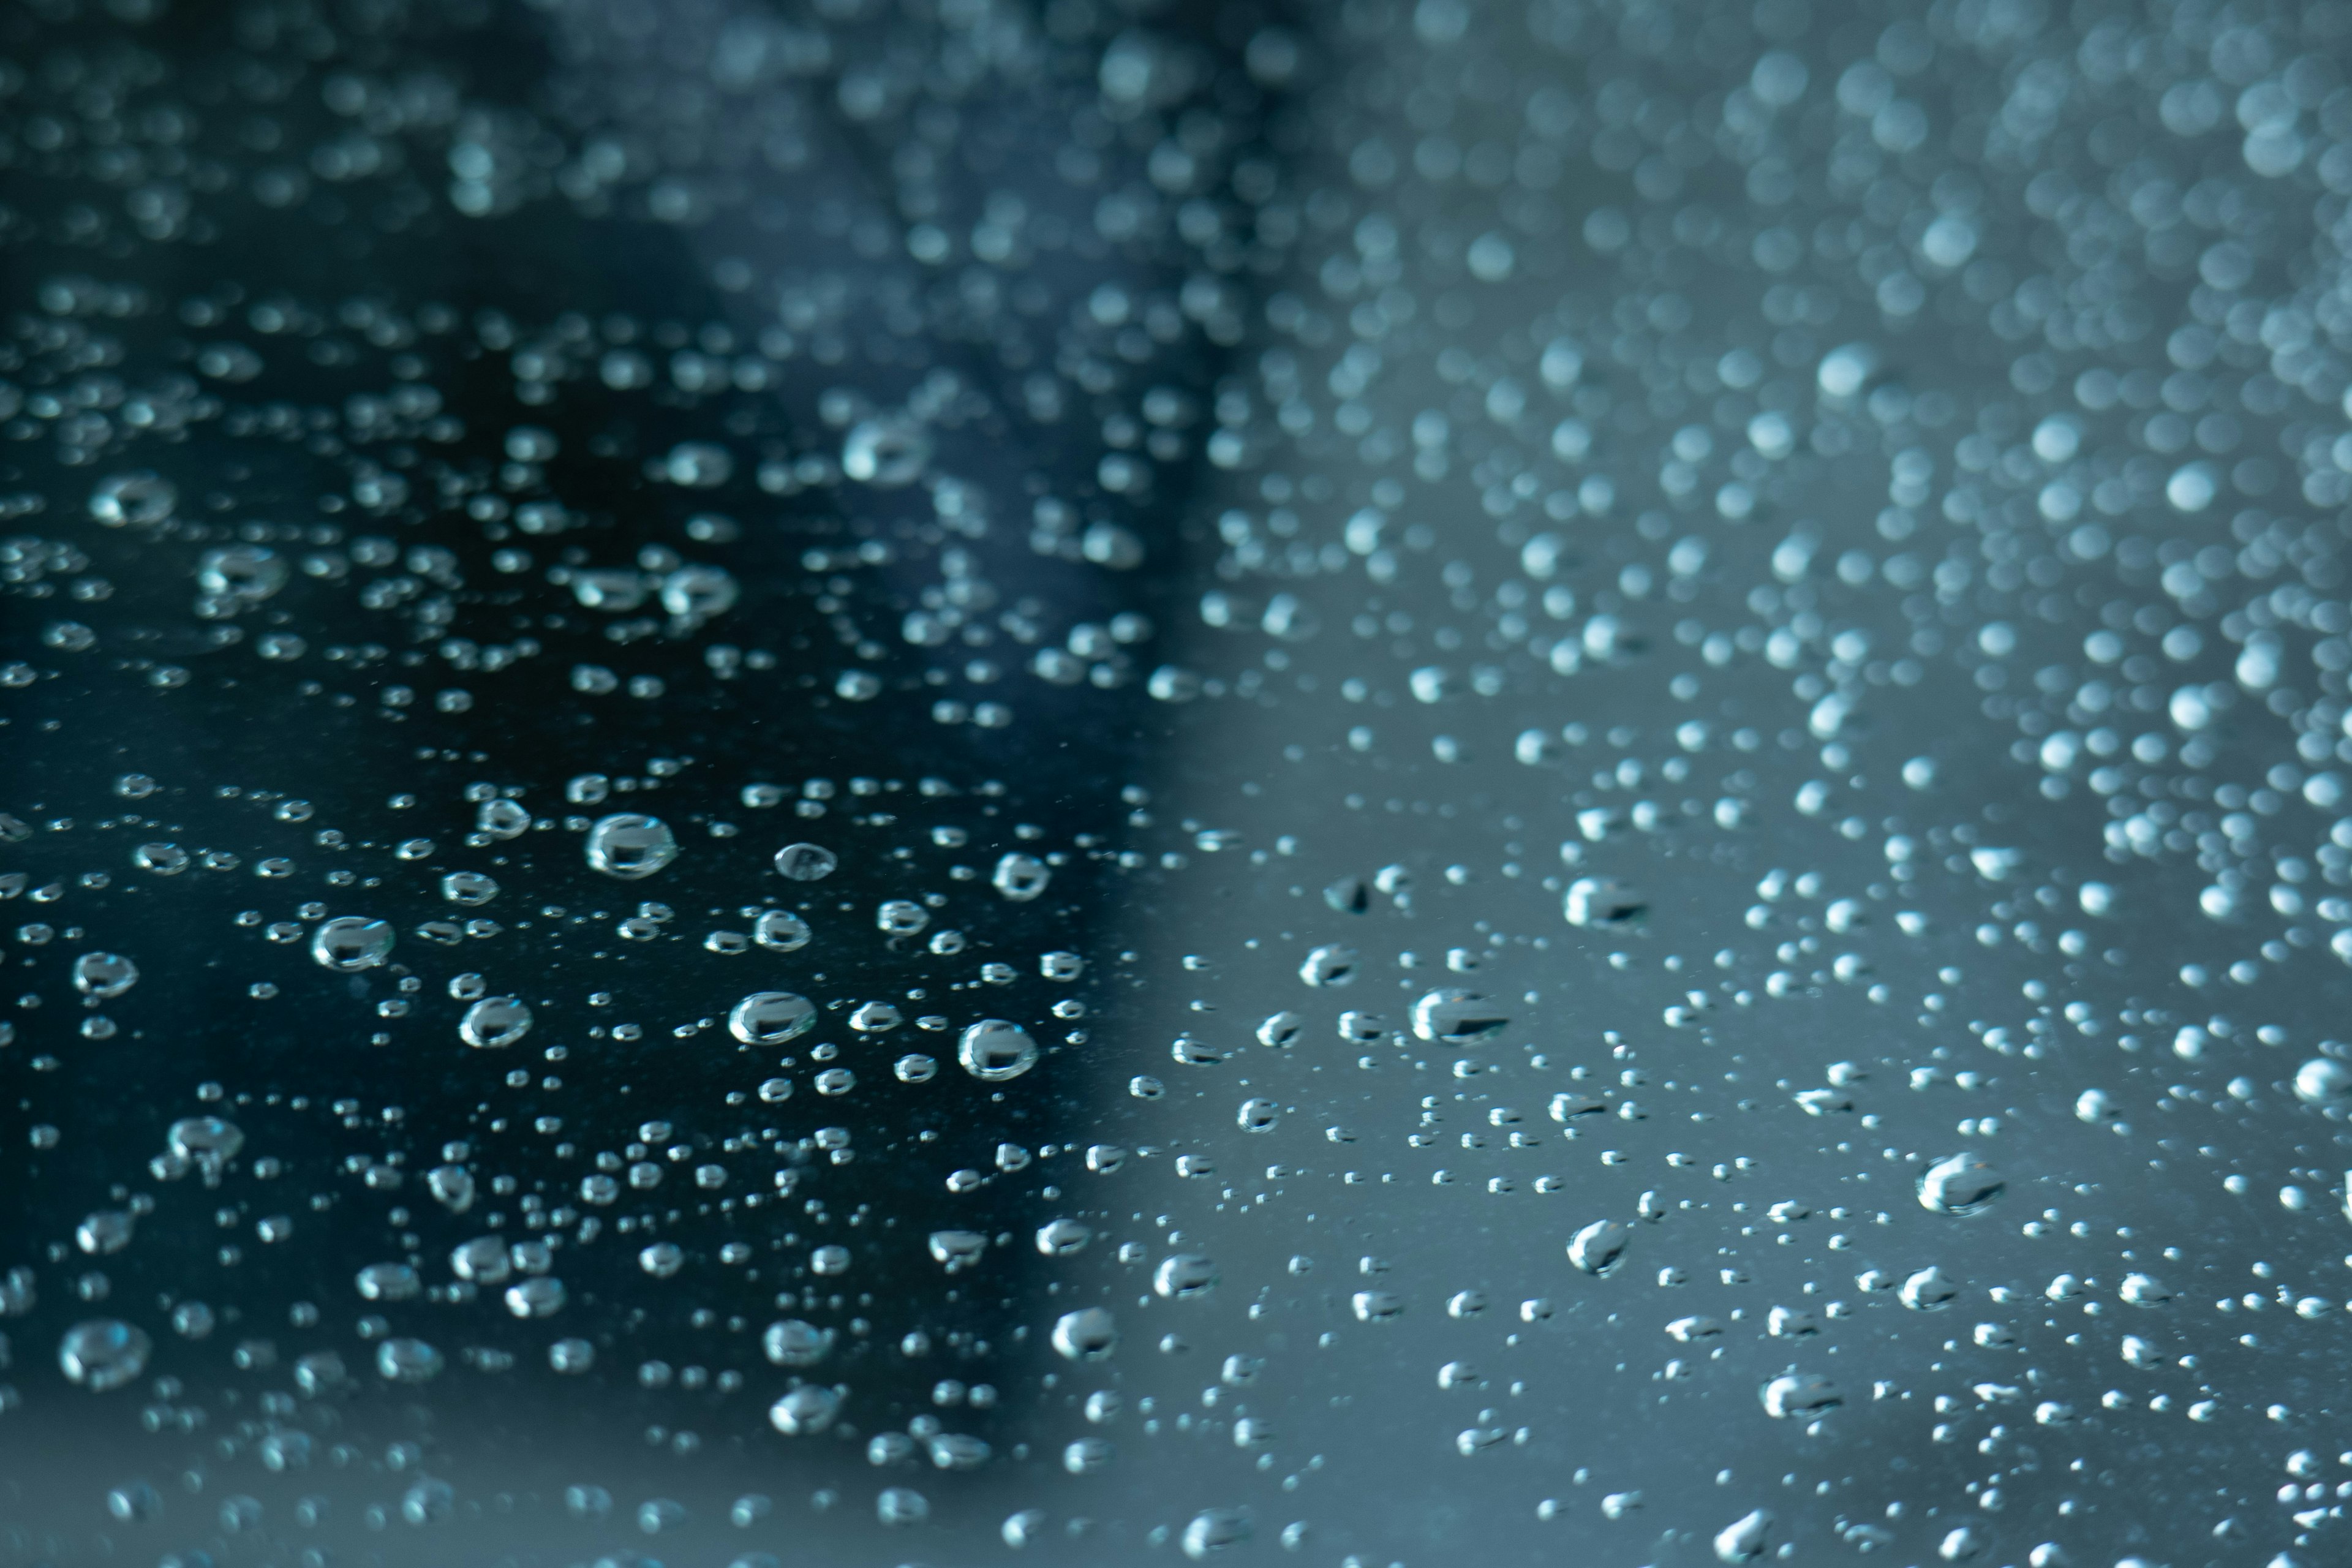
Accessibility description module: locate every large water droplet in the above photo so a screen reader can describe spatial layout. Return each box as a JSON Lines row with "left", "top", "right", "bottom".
{"left": 1714, "top": 1508, "right": 1774, "bottom": 1562}
{"left": 1182, "top": 1509, "right": 1253, "bottom": 1560}
{"left": 1900, "top": 1267, "right": 1958, "bottom": 1310}
{"left": 356, "top": 1262, "right": 421, "bottom": 1302}
{"left": 754, "top": 909, "right": 812, "bottom": 951}
{"left": 475, "top": 799, "right": 529, "bottom": 839}
{"left": 958, "top": 1019, "right": 1039, "bottom": 1081}
{"left": 659, "top": 564, "right": 737, "bottom": 619}
{"left": 2294, "top": 1058, "right": 2352, "bottom": 1106}
{"left": 58, "top": 1319, "right": 151, "bottom": 1390}
{"left": 1568, "top": 1219, "right": 1630, "bottom": 1275}
{"left": 842, "top": 417, "right": 932, "bottom": 486}
{"left": 1409, "top": 988, "right": 1508, "bottom": 1045}
{"left": 1037, "top": 1218, "right": 1092, "bottom": 1255}
{"left": 441, "top": 871, "right": 499, "bottom": 907}
{"left": 70, "top": 952, "right": 139, "bottom": 998}
{"left": 197, "top": 544, "right": 288, "bottom": 601}
{"left": 1298, "top": 944, "right": 1359, "bottom": 987}
{"left": 1918, "top": 1152, "right": 2005, "bottom": 1215}
{"left": 90, "top": 471, "right": 176, "bottom": 526}
{"left": 768, "top": 1384, "right": 840, "bottom": 1435}
{"left": 450, "top": 1237, "right": 510, "bottom": 1284}
{"left": 374, "top": 1338, "right": 443, "bottom": 1383}
{"left": 1153, "top": 1254, "right": 1218, "bottom": 1299}
{"left": 459, "top": 997, "right": 533, "bottom": 1049}
{"left": 1256, "top": 1011, "right": 1304, "bottom": 1047}
{"left": 167, "top": 1116, "right": 243, "bottom": 1169}
{"left": 505, "top": 1277, "right": 566, "bottom": 1318}
{"left": 1565, "top": 876, "right": 1645, "bottom": 927}
{"left": 992, "top": 852, "right": 1051, "bottom": 901}
{"left": 772, "top": 842, "right": 837, "bottom": 881}
{"left": 928, "top": 1230, "right": 988, "bottom": 1270}
{"left": 310, "top": 916, "right": 394, "bottom": 971}
{"left": 729, "top": 992, "right": 815, "bottom": 1045}
{"left": 1760, "top": 1371, "right": 1841, "bottom": 1419}
{"left": 584, "top": 814, "right": 677, "bottom": 878}
{"left": 1051, "top": 1306, "right": 1117, "bottom": 1360}
{"left": 762, "top": 1319, "right": 832, "bottom": 1367}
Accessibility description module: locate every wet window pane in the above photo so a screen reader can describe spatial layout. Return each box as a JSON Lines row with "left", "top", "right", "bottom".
{"left": 3, "top": 0, "right": 2348, "bottom": 1563}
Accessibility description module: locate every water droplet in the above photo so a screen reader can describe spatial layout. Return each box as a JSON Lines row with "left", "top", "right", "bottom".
{"left": 1256, "top": 1011, "right": 1304, "bottom": 1047}
{"left": 584, "top": 813, "right": 677, "bottom": 878}
{"left": 773, "top": 842, "right": 837, "bottom": 881}
{"left": 1409, "top": 988, "right": 1508, "bottom": 1045}
{"left": 310, "top": 916, "right": 394, "bottom": 971}
{"left": 768, "top": 1384, "right": 840, "bottom": 1434}
{"left": 754, "top": 909, "right": 812, "bottom": 951}
{"left": 355, "top": 1262, "right": 420, "bottom": 1302}
{"left": 496, "top": 1268, "right": 563, "bottom": 1314}
{"left": 1569, "top": 1219, "right": 1630, "bottom": 1275}
{"left": 1028, "top": 1218, "right": 1091, "bottom": 1259}
{"left": 929, "top": 1230, "right": 988, "bottom": 1270}
{"left": 374, "top": 1338, "right": 443, "bottom": 1383}
{"left": 107, "top": 1482, "right": 162, "bottom": 1520}
{"left": 459, "top": 997, "right": 533, "bottom": 1049}
{"left": 197, "top": 545, "right": 288, "bottom": 601}
{"left": 1817, "top": 341, "right": 1877, "bottom": 398}
{"left": 75, "top": 1210, "right": 133, "bottom": 1254}
{"left": 167, "top": 1117, "right": 243, "bottom": 1169}
{"left": 1051, "top": 1306, "right": 1117, "bottom": 1360}
{"left": 762, "top": 1319, "right": 833, "bottom": 1366}
{"left": 89, "top": 471, "right": 175, "bottom": 526}
{"left": 1918, "top": 1152, "right": 2005, "bottom": 1215}
{"left": 1298, "top": 944, "right": 1359, "bottom": 987}
{"left": 1153, "top": 1254, "right": 1218, "bottom": 1299}
{"left": 58, "top": 1320, "right": 151, "bottom": 1390}
{"left": 1714, "top": 1507, "right": 1774, "bottom": 1562}
{"left": 476, "top": 799, "right": 529, "bottom": 839}
{"left": 293, "top": 1352, "right": 347, "bottom": 1396}
{"left": 133, "top": 843, "right": 189, "bottom": 876}
{"left": 842, "top": 417, "right": 932, "bottom": 486}
{"left": 1760, "top": 1371, "right": 1841, "bottom": 1419}
{"left": 1324, "top": 876, "right": 1370, "bottom": 913}
{"left": 1182, "top": 1508, "right": 1253, "bottom": 1559}
{"left": 2294, "top": 1058, "right": 2352, "bottom": 1106}
{"left": 1899, "top": 1267, "right": 1958, "bottom": 1310}
{"left": 71, "top": 952, "right": 139, "bottom": 997}
{"left": 1063, "top": 1436, "right": 1115, "bottom": 1472}
{"left": 450, "top": 1237, "right": 510, "bottom": 1284}
{"left": 958, "top": 1019, "right": 1039, "bottom": 1081}
{"left": 1565, "top": 876, "right": 1644, "bottom": 927}
{"left": 876, "top": 899, "right": 929, "bottom": 936}
{"left": 441, "top": 871, "right": 499, "bottom": 906}
{"left": 729, "top": 992, "right": 815, "bottom": 1045}
{"left": 660, "top": 564, "right": 737, "bottom": 619}
{"left": 992, "top": 852, "right": 1050, "bottom": 901}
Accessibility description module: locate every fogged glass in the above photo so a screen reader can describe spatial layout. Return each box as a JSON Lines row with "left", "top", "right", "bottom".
{"left": 1, "top": 0, "right": 2348, "bottom": 1565}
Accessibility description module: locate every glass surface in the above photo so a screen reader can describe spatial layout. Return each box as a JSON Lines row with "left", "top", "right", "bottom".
{"left": 2, "top": 1, "right": 2350, "bottom": 1565}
